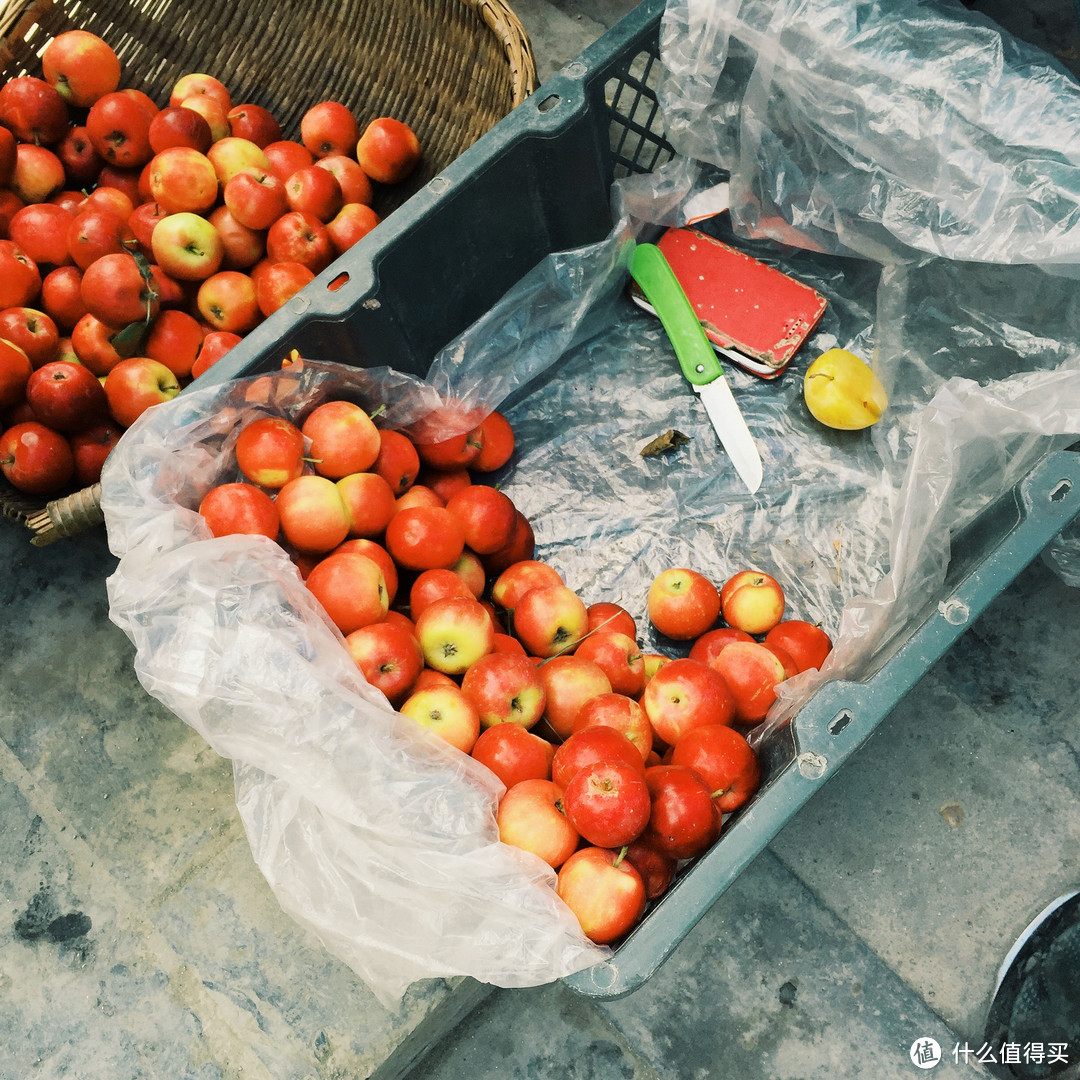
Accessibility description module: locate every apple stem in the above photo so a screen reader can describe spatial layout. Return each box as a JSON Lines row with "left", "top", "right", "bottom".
{"left": 369, "top": 403, "right": 387, "bottom": 420}
{"left": 613, "top": 846, "right": 629, "bottom": 868}
{"left": 711, "top": 787, "right": 727, "bottom": 800}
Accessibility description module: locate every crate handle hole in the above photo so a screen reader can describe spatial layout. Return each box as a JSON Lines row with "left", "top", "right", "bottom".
{"left": 537, "top": 93, "right": 561, "bottom": 113}
{"left": 327, "top": 272, "right": 350, "bottom": 292}
{"left": 827, "top": 710, "right": 852, "bottom": 736}
{"left": 1050, "top": 479, "right": 1072, "bottom": 502}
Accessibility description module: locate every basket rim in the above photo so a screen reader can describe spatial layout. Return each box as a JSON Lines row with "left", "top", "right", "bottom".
{"left": 0, "top": 0, "right": 538, "bottom": 105}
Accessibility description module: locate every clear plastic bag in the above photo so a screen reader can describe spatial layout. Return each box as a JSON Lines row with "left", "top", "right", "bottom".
{"left": 103, "top": 0, "right": 1080, "bottom": 1003}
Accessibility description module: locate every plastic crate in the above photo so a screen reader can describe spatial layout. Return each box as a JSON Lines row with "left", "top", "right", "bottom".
{"left": 191, "top": 0, "right": 1080, "bottom": 998}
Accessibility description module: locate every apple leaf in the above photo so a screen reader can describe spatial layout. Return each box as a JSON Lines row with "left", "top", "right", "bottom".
{"left": 640, "top": 429, "right": 691, "bottom": 457}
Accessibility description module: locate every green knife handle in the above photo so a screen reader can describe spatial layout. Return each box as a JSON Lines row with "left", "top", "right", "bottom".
{"left": 630, "top": 241, "right": 724, "bottom": 386}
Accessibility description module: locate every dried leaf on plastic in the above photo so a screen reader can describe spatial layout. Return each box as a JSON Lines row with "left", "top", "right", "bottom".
{"left": 640, "top": 429, "right": 691, "bottom": 457}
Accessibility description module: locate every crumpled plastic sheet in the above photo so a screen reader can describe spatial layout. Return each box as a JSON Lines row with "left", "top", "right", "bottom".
{"left": 103, "top": 0, "right": 1080, "bottom": 1004}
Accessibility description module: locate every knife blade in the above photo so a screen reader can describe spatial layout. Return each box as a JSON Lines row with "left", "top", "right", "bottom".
{"left": 629, "top": 241, "right": 763, "bottom": 494}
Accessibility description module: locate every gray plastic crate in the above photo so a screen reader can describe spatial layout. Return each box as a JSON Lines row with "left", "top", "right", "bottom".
{"left": 194, "top": 0, "right": 1080, "bottom": 1000}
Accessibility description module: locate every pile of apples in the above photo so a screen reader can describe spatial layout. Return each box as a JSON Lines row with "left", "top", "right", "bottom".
{"left": 197, "top": 391, "right": 834, "bottom": 946}
{"left": 0, "top": 29, "right": 422, "bottom": 497}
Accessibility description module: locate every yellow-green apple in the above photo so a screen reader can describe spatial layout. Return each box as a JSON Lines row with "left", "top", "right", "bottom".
{"left": 12, "top": 144, "right": 66, "bottom": 204}
{"left": 571, "top": 692, "right": 652, "bottom": 763}
{"left": 300, "top": 399, "right": 380, "bottom": 478}
{"left": 284, "top": 165, "right": 342, "bottom": 223}
{"left": 300, "top": 100, "right": 359, "bottom": 159}
{"left": 223, "top": 169, "right": 289, "bottom": 230}
{"left": 303, "top": 550, "right": 388, "bottom": 635}
{"left": 151, "top": 212, "right": 224, "bottom": 281}
{"left": 336, "top": 470, "right": 396, "bottom": 539}
{"left": 708, "top": 640, "right": 787, "bottom": 724}
{"left": 764, "top": 619, "right": 833, "bottom": 673}
{"left": 399, "top": 684, "right": 480, "bottom": 754}
{"left": 573, "top": 630, "right": 645, "bottom": 698}
{"left": 275, "top": 473, "right": 351, "bottom": 553}
{"left": 670, "top": 724, "right": 761, "bottom": 813}
{"left": 563, "top": 758, "right": 651, "bottom": 849}
{"left": 196, "top": 270, "right": 260, "bottom": 333}
{"left": 103, "top": 355, "right": 180, "bottom": 427}
{"left": 643, "top": 764, "right": 721, "bottom": 860}
{"left": 147, "top": 146, "right": 218, "bottom": 213}
{"left": 641, "top": 657, "right": 734, "bottom": 746}
{"left": 263, "top": 138, "right": 313, "bottom": 181}
{"left": 0, "top": 421, "right": 74, "bottom": 493}
{"left": 496, "top": 778, "right": 579, "bottom": 869}
{"left": 26, "top": 359, "right": 108, "bottom": 432}
{"left": 0, "top": 76, "right": 69, "bottom": 145}
{"left": 198, "top": 481, "right": 279, "bottom": 539}
{"left": 0, "top": 240, "right": 41, "bottom": 308}
{"left": 0, "top": 306, "right": 60, "bottom": 369}
{"left": 345, "top": 620, "right": 423, "bottom": 706}
{"left": 719, "top": 570, "right": 786, "bottom": 635}
{"left": 235, "top": 415, "right": 305, "bottom": 488}
{"left": 537, "top": 654, "right": 612, "bottom": 740}
{"left": 556, "top": 846, "right": 646, "bottom": 944}
{"left": 470, "top": 723, "right": 554, "bottom": 788}
{"left": 148, "top": 105, "right": 214, "bottom": 154}
{"left": 86, "top": 91, "right": 154, "bottom": 168}
{"left": 414, "top": 595, "right": 495, "bottom": 676}
{"left": 513, "top": 583, "right": 589, "bottom": 659}
{"left": 227, "top": 103, "right": 282, "bottom": 147}
{"left": 551, "top": 725, "right": 645, "bottom": 791}
{"left": 0, "top": 338, "right": 33, "bottom": 409}
{"left": 356, "top": 117, "right": 422, "bottom": 184}
{"left": 647, "top": 567, "right": 721, "bottom": 640}
{"left": 460, "top": 651, "right": 546, "bottom": 729}
{"left": 206, "top": 136, "right": 270, "bottom": 185}
{"left": 42, "top": 29, "right": 120, "bottom": 107}
{"left": 80, "top": 251, "right": 161, "bottom": 327}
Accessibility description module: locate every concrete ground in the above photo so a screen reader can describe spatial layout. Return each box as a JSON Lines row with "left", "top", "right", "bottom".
{"left": 3, "top": 2, "right": 1080, "bottom": 1079}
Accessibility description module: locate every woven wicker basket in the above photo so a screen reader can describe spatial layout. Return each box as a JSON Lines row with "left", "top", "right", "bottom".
{"left": 0, "top": 0, "right": 537, "bottom": 545}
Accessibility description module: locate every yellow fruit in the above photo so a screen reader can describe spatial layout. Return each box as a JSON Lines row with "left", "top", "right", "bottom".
{"left": 803, "top": 349, "right": 888, "bottom": 430}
